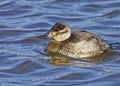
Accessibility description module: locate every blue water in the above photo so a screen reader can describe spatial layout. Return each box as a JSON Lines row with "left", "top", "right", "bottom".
{"left": 0, "top": 0, "right": 120, "bottom": 86}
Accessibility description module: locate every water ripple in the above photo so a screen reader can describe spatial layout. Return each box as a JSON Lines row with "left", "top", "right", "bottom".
{"left": 0, "top": 0, "right": 120, "bottom": 86}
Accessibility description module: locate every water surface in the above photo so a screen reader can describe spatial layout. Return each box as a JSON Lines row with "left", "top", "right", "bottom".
{"left": 0, "top": 0, "right": 120, "bottom": 86}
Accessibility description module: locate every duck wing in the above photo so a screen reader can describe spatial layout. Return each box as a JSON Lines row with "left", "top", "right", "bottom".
{"left": 58, "top": 30, "right": 109, "bottom": 58}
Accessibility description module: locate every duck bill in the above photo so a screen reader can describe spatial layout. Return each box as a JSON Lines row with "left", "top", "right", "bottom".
{"left": 36, "top": 25, "right": 55, "bottom": 39}
{"left": 36, "top": 31, "right": 52, "bottom": 39}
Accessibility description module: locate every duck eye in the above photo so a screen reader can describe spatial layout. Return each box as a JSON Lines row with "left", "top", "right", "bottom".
{"left": 58, "top": 24, "right": 65, "bottom": 30}
{"left": 53, "top": 24, "right": 65, "bottom": 31}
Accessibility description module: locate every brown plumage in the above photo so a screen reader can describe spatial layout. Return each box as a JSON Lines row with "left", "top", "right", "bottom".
{"left": 42, "top": 22, "right": 110, "bottom": 58}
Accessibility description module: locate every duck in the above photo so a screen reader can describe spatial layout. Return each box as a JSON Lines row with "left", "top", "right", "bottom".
{"left": 37, "top": 22, "right": 110, "bottom": 59}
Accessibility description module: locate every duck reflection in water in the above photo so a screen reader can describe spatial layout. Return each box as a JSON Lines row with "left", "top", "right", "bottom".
{"left": 37, "top": 22, "right": 117, "bottom": 66}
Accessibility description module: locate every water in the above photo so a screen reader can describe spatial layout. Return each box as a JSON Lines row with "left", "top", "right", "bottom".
{"left": 0, "top": 0, "right": 120, "bottom": 86}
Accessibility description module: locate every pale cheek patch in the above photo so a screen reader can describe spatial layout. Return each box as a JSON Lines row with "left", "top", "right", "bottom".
{"left": 55, "top": 33, "right": 70, "bottom": 41}
{"left": 52, "top": 31, "right": 58, "bottom": 36}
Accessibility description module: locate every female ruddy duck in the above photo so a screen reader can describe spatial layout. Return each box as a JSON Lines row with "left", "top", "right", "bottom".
{"left": 38, "top": 22, "right": 110, "bottom": 59}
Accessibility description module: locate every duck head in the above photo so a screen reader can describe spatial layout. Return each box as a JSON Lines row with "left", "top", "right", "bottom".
{"left": 38, "top": 22, "right": 71, "bottom": 41}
